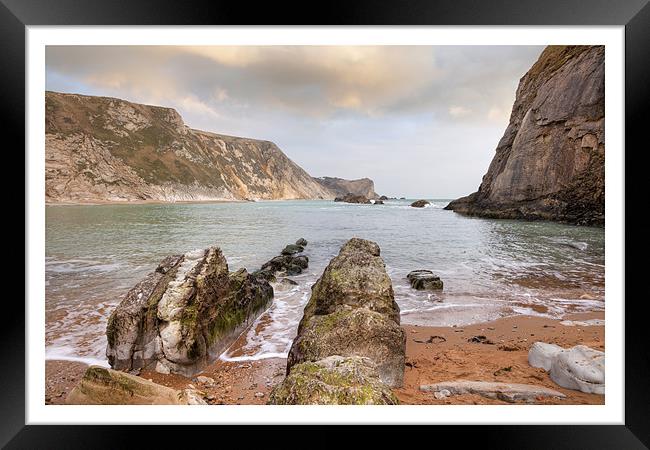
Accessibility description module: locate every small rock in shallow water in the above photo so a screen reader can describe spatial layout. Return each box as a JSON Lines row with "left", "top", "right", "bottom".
{"left": 281, "top": 244, "right": 304, "bottom": 255}
{"left": 296, "top": 238, "right": 308, "bottom": 246}
{"left": 407, "top": 270, "right": 443, "bottom": 291}
{"left": 410, "top": 200, "right": 430, "bottom": 208}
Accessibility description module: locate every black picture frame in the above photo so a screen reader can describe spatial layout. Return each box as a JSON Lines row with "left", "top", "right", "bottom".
{"left": 4, "top": 0, "right": 645, "bottom": 447}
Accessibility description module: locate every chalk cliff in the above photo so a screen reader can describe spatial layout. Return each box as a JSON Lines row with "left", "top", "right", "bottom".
{"left": 45, "top": 92, "right": 335, "bottom": 203}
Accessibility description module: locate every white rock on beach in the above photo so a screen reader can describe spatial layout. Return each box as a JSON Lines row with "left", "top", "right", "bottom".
{"left": 420, "top": 380, "right": 566, "bottom": 403}
{"left": 528, "top": 342, "right": 604, "bottom": 395}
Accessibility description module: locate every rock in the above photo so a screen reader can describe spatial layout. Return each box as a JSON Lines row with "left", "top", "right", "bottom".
{"left": 559, "top": 319, "right": 604, "bottom": 327}
{"left": 467, "top": 335, "right": 494, "bottom": 345}
{"left": 281, "top": 244, "right": 304, "bottom": 255}
{"left": 433, "top": 389, "right": 451, "bottom": 399}
{"left": 373, "top": 200, "right": 384, "bottom": 205}
{"left": 334, "top": 193, "right": 371, "bottom": 204}
{"left": 379, "top": 195, "right": 389, "bottom": 201}
{"left": 296, "top": 238, "right": 308, "bottom": 246}
{"left": 445, "top": 46, "right": 604, "bottom": 226}
{"left": 287, "top": 238, "right": 405, "bottom": 387}
{"left": 410, "top": 200, "right": 430, "bottom": 208}
{"left": 254, "top": 392, "right": 265, "bottom": 398}
{"left": 420, "top": 380, "right": 566, "bottom": 403}
{"left": 529, "top": 342, "right": 604, "bottom": 394}
{"left": 407, "top": 270, "right": 443, "bottom": 290}
{"left": 268, "top": 356, "right": 398, "bottom": 405}
{"left": 196, "top": 375, "right": 215, "bottom": 386}
{"left": 45, "top": 92, "right": 334, "bottom": 203}
{"left": 314, "top": 177, "right": 379, "bottom": 200}
{"left": 66, "top": 366, "right": 207, "bottom": 405}
{"left": 106, "top": 247, "right": 273, "bottom": 376}
{"left": 273, "top": 277, "right": 299, "bottom": 292}
{"left": 256, "top": 251, "right": 309, "bottom": 281}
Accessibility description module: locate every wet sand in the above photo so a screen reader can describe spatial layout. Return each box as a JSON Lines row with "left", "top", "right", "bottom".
{"left": 49, "top": 311, "right": 604, "bottom": 405}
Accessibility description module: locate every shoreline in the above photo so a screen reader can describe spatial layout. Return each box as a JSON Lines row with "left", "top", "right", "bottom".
{"left": 44, "top": 198, "right": 337, "bottom": 206}
{"left": 48, "top": 311, "right": 604, "bottom": 405}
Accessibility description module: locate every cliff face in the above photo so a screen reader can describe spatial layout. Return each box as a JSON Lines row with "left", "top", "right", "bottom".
{"left": 45, "top": 92, "right": 334, "bottom": 202}
{"left": 313, "top": 176, "right": 379, "bottom": 199}
{"left": 446, "top": 46, "right": 604, "bottom": 226}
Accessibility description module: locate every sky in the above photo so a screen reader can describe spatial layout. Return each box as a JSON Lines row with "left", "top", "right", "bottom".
{"left": 46, "top": 45, "right": 544, "bottom": 198}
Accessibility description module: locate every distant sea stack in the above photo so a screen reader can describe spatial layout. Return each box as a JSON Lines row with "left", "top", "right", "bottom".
{"left": 445, "top": 46, "right": 604, "bottom": 226}
{"left": 45, "top": 91, "right": 334, "bottom": 203}
{"left": 313, "top": 176, "right": 379, "bottom": 199}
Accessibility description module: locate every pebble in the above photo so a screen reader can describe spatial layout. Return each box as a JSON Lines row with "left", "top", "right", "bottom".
{"left": 254, "top": 392, "right": 265, "bottom": 398}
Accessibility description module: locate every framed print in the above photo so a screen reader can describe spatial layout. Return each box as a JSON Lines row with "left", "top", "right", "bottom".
{"left": 3, "top": 0, "right": 647, "bottom": 447}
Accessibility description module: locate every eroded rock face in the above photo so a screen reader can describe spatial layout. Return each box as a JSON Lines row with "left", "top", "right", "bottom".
{"left": 66, "top": 366, "right": 206, "bottom": 405}
{"left": 46, "top": 91, "right": 334, "bottom": 203}
{"left": 106, "top": 246, "right": 273, "bottom": 376}
{"left": 287, "top": 238, "right": 405, "bottom": 388}
{"left": 446, "top": 46, "right": 604, "bottom": 226}
{"left": 268, "top": 356, "right": 398, "bottom": 405}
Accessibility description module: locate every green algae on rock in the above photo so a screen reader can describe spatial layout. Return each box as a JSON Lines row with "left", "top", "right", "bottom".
{"left": 66, "top": 365, "right": 206, "bottom": 405}
{"left": 285, "top": 237, "right": 406, "bottom": 395}
{"left": 268, "top": 356, "right": 398, "bottom": 405}
{"left": 106, "top": 246, "right": 273, "bottom": 377}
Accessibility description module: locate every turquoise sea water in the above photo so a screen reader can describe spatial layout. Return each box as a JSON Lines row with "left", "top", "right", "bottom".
{"left": 45, "top": 199, "right": 605, "bottom": 365}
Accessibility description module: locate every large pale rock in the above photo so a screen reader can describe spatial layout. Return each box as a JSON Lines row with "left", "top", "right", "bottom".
{"left": 528, "top": 342, "right": 605, "bottom": 394}
{"left": 420, "top": 380, "right": 566, "bottom": 403}
{"left": 287, "top": 238, "right": 405, "bottom": 388}
{"left": 268, "top": 356, "right": 398, "bottom": 405}
{"left": 106, "top": 247, "right": 273, "bottom": 376}
{"left": 66, "top": 366, "right": 206, "bottom": 405}
{"left": 446, "top": 46, "right": 604, "bottom": 225}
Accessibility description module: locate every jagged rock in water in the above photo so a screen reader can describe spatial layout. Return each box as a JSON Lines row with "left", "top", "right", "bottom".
{"left": 258, "top": 240, "right": 310, "bottom": 278}
{"left": 105, "top": 247, "right": 273, "bottom": 376}
{"left": 373, "top": 200, "right": 384, "bottom": 205}
{"left": 446, "top": 46, "right": 604, "bottom": 226}
{"left": 528, "top": 342, "right": 604, "bottom": 394}
{"left": 268, "top": 356, "right": 399, "bottom": 405}
{"left": 379, "top": 195, "right": 389, "bottom": 201}
{"left": 45, "top": 91, "right": 334, "bottom": 203}
{"left": 66, "top": 366, "right": 207, "bottom": 405}
{"left": 334, "top": 193, "right": 371, "bottom": 204}
{"left": 407, "top": 270, "right": 443, "bottom": 291}
{"left": 410, "top": 200, "right": 430, "bottom": 208}
{"left": 314, "top": 176, "right": 379, "bottom": 199}
{"left": 281, "top": 244, "right": 304, "bottom": 255}
{"left": 287, "top": 238, "right": 405, "bottom": 388}
{"left": 273, "top": 277, "right": 299, "bottom": 292}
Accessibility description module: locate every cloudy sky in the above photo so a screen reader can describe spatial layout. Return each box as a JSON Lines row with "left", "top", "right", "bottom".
{"left": 46, "top": 45, "right": 544, "bottom": 198}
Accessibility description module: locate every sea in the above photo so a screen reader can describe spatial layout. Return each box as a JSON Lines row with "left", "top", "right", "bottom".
{"left": 45, "top": 199, "right": 605, "bottom": 366}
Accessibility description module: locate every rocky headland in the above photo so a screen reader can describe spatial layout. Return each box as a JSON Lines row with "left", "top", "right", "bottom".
{"left": 445, "top": 46, "right": 605, "bottom": 226}
{"left": 314, "top": 176, "right": 379, "bottom": 200}
{"left": 45, "top": 92, "right": 380, "bottom": 204}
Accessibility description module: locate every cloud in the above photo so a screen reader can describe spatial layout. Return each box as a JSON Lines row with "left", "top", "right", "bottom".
{"left": 45, "top": 45, "right": 545, "bottom": 197}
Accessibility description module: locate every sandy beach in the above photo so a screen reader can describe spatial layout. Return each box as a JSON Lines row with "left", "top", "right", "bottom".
{"left": 47, "top": 310, "right": 604, "bottom": 406}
